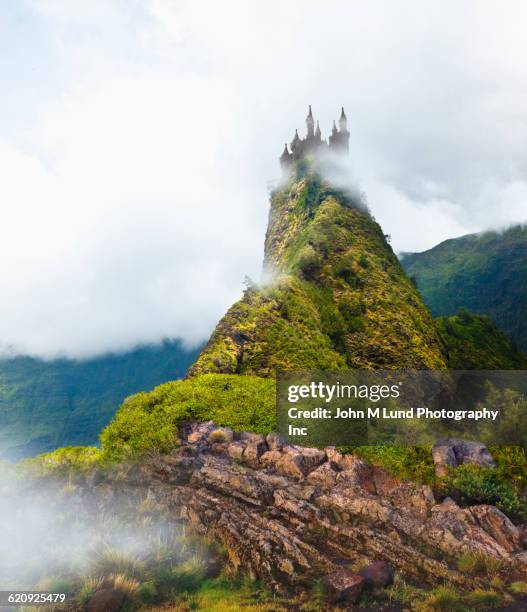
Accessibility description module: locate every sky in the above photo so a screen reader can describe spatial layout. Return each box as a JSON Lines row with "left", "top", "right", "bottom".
{"left": 1, "top": 0, "right": 527, "bottom": 358}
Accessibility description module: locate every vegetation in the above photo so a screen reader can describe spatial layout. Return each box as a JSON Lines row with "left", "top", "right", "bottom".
{"left": 401, "top": 224, "right": 527, "bottom": 351}
{"left": 436, "top": 310, "right": 527, "bottom": 369}
{"left": 0, "top": 340, "right": 199, "bottom": 460}
{"left": 99, "top": 374, "right": 275, "bottom": 462}
{"left": 191, "top": 165, "right": 447, "bottom": 376}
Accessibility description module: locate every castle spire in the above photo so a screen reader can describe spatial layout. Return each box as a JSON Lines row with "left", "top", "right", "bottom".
{"left": 279, "top": 142, "right": 292, "bottom": 170}
{"left": 306, "top": 105, "right": 315, "bottom": 138}
{"left": 339, "top": 106, "right": 348, "bottom": 132}
{"left": 331, "top": 120, "right": 338, "bottom": 135}
{"left": 315, "top": 120, "right": 321, "bottom": 141}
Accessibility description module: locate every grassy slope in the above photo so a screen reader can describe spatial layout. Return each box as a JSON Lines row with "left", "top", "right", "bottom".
{"left": 190, "top": 163, "right": 446, "bottom": 376}
{"left": 0, "top": 340, "right": 200, "bottom": 460}
{"left": 436, "top": 311, "right": 527, "bottom": 369}
{"left": 401, "top": 225, "right": 527, "bottom": 350}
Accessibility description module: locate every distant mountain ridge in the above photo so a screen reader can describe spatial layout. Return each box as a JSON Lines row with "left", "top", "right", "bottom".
{"left": 0, "top": 340, "right": 200, "bottom": 460}
{"left": 401, "top": 225, "right": 527, "bottom": 351}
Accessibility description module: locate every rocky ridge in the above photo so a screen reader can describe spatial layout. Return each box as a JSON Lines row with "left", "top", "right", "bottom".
{"left": 80, "top": 421, "right": 527, "bottom": 602}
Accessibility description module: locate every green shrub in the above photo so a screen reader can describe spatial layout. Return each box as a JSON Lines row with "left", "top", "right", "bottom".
{"left": 510, "top": 581, "right": 527, "bottom": 595}
{"left": 100, "top": 374, "right": 275, "bottom": 461}
{"left": 90, "top": 546, "right": 146, "bottom": 580}
{"left": 171, "top": 557, "right": 207, "bottom": 593}
{"left": 466, "top": 589, "right": 501, "bottom": 608}
{"left": 78, "top": 576, "right": 104, "bottom": 604}
{"left": 443, "top": 465, "right": 527, "bottom": 522}
{"left": 138, "top": 580, "right": 158, "bottom": 602}
{"left": 415, "top": 585, "right": 465, "bottom": 611}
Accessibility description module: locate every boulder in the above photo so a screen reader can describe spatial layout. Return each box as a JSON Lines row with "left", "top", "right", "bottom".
{"left": 432, "top": 439, "right": 496, "bottom": 477}
{"left": 243, "top": 438, "right": 268, "bottom": 465}
{"left": 261, "top": 446, "right": 326, "bottom": 479}
{"left": 227, "top": 441, "right": 245, "bottom": 461}
{"left": 324, "top": 568, "right": 365, "bottom": 603}
{"left": 358, "top": 560, "right": 394, "bottom": 587}
{"left": 470, "top": 505, "right": 522, "bottom": 553}
{"left": 266, "top": 431, "right": 286, "bottom": 451}
{"left": 86, "top": 588, "right": 125, "bottom": 612}
{"left": 187, "top": 421, "right": 216, "bottom": 444}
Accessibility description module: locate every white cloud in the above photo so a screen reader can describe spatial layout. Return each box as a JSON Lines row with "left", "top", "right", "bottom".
{"left": 0, "top": 0, "right": 526, "bottom": 357}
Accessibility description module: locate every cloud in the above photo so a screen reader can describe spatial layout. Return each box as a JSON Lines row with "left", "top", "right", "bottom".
{"left": 0, "top": 0, "right": 526, "bottom": 357}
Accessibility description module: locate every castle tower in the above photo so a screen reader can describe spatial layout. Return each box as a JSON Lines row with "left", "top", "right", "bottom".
{"left": 315, "top": 120, "right": 322, "bottom": 143}
{"left": 306, "top": 105, "right": 315, "bottom": 139}
{"left": 280, "top": 143, "right": 292, "bottom": 169}
{"left": 338, "top": 107, "right": 350, "bottom": 152}
{"left": 290, "top": 129, "right": 301, "bottom": 157}
{"left": 328, "top": 108, "right": 350, "bottom": 153}
{"left": 328, "top": 120, "right": 338, "bottom": 149}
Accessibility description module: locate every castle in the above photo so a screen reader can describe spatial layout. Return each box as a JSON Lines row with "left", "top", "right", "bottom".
{"left": 279, "top": 106, "right": 350, "bottom": 169}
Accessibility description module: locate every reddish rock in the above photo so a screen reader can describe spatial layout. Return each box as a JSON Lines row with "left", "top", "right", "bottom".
{"left": 187, "top": 420, "right": 216, "bottom": 444}
{"left": 86, "top": 588, "right": 125, "bottom": 612}
{"left": 358, "top": 560, "right": 394, "bottom": 587}
{"left": 227, "top": 441, "right": 245, "bottom": 461}
{"left": 470, "top": 505, "right": 522, "bottom": 553}
{"left": 324, "top": 568, "right": 365, "bottom": 603}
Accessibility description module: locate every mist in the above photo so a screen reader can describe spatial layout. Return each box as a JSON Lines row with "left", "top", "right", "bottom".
{"left": 1, "top": 1, "right": 527, "bottom": 358}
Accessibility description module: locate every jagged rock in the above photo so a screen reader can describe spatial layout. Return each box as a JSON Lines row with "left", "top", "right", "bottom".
{"left": 227, "top": 441, "right": 245, "bottom": 461}
{"left": 266, "top": 431, "right": 286, "bottom": 451}
{"left": 261, "top": 445, "right": 326, "bottom": 479}
{"left": 470, "top": 505, "right": 522, "bottom": 553}
{"left": 358, "top": 560, "right": 394, "bottom": 587}
{"left": 69, "top": 422, "right": 526, "bottom": 596}
{"left": 324, "top": 568, "right": 365, "bottom": 603}
{"left": 86, "top": 589, "right": 125, "bottom": 612}
{"left": 432, "top": 438, "right": 496, "bottom": 476}
{"left": 187, "top": 420, "right": 216, "bottom": 444}
{"left": 306, "top": 462, "right": 338, "bottom": 489}
{"left": 243, "top": 438, "right": 268, "bottom": 466}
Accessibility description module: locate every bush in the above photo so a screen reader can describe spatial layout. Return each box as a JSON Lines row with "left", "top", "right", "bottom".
{"left": 466, "top": 589, "right": 501, "bottom": 608}
{"left": 510, "top": 582, "right": 527, "bottom": 595}
{"left": 100, "top": 374, "right": 275, "bottom": 461}
{"left": 443, "top": 465, "right": 527, "bottom": 522}
{"left": 415, "top": 585, "right": 465, "bottom": 611}
{"left": 90, "top": 546, "right": 146, "bottom": 580}
{"left": 78, "top": 576, "right": 104, "bottom": 604}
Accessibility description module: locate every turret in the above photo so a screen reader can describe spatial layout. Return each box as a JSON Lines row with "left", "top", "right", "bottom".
{"left": 329, "top": 109, "right": 350, "bottom": 154}
{"left": 279, "top": 143, "right": 292, "bottom": 169}
{"left": 315, "top": 120, "right": 322, "bottom": 142}
{"left": 339, "top": 107, "right": 347, "bottom": 132}
{"left": 306, "top": 105, "right": 315, "bottom": 138}
{"left": 290, "top": 129, "right": 300, "bottom": 153}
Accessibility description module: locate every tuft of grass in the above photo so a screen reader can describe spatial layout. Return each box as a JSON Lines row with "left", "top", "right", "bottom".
{"left": 90, "top": 545, "right": 146, "bottom": 580}
{"left": 208, "top": 429, "right": 230, "bottom": 444}
{"left": 78, "top": 576, "right": 104, "bottom": 604}
{"left": 455, "top": 552, "right": 503, "bottom": 576}
{"left": 414, "top": 585, "right": 466, "bottom": 611}
{"left": 171, "top": 557, "right": 207, "bottom": 593}
{"left": 466, "top": 589, "right": 501, "bottom": 608}
{"left": 510, "top": 581, "right": 527, "bottom": 595}
{"left": 111, "top": 573, "right": 140, "bottom": 597}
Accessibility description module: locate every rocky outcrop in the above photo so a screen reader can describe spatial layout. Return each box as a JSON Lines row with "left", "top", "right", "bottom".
{"left": 75, "top": 423, "right": 526, "bottom": 597}
{"left": 432, "top": 438, "right": 496, "bottom": 476}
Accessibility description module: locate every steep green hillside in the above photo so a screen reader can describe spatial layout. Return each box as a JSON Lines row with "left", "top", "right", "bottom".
{"left": 0, "top": 340, "right": 199, "bottom": 460}
{"left": 401, "top": 225, "right": 527, "bottom": 350}
{"left": 437, "top": 311, "right": 527, "bottom": 369}
{"left": 190, "top": 162, "right": 446, "bottom": 376}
